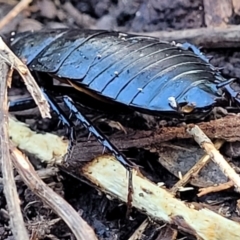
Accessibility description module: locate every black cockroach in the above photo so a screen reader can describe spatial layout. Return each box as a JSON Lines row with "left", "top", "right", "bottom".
{"left": 7, "top": 29, "right": 238, "bottom": 211}
{"left": 9, "top": 28, "right": 234, "bottom": 120}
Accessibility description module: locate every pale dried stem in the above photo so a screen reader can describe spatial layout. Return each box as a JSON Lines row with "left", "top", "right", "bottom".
{"left": 0, "top": 57, "right": 29, "bottom": 239}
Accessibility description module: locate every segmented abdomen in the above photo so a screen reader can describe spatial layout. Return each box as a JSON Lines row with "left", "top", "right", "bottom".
{"left": 10, "top": 29, "right": 226, "bottom": 116}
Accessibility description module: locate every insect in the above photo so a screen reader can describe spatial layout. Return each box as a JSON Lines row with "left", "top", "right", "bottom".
{"left": 9, "top": 28, "right": 233, "bottom": 120}
{"left": 8, "top": 29, "right": 237, "bottom": 209}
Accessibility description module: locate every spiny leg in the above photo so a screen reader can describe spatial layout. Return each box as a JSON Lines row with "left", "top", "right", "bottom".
{"left": 41, "top": 88, "right": 76, "bottom": 155}
{"left": 63, "top": 95, "right": 136, "bottom": 216}
{"left": 10, "top": 89, "right": 135, "bottom": 216}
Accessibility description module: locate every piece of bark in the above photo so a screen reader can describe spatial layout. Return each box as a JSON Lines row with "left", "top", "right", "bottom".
{"left": 82, "top": 155, "right": 240, "bottom": 240}
{"left": 203, "top": 0, "right": 232, "bottom": 27}
{"left": 71, "top": 115, "right": 240, "bottom": 162}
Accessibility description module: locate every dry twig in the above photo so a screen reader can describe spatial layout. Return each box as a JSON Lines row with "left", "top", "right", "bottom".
{"left": 11, "top": 147, "right": 98, "bottom": 240}
{"left": 0, "top": 37, "right": 50, "bottom": 118}
{"left": 0, "top": 51, "right": 29, "bottom": 240}
{"left": 0, "top": 0, "right": 32, "bottom": 30}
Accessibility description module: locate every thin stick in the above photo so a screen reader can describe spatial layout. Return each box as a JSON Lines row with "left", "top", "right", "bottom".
{"left": 11, "top": 147, "right": 98, "bottom": 240}
{"left": 0, "top": 0, "right": 32, "bottom": 30}
{"left": 0, "top": 58, "right": 29, "bottom": 239}
{"left": 187, "top": 125, "right": 240, "bottom": 192}
{"left": 0, "top": 37, "right": 50, "bottom": 118}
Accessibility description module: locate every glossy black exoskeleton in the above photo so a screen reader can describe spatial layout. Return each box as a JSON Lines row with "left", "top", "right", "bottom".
{"left": 9, "top": 28, "right": 233, "bottom": 121}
